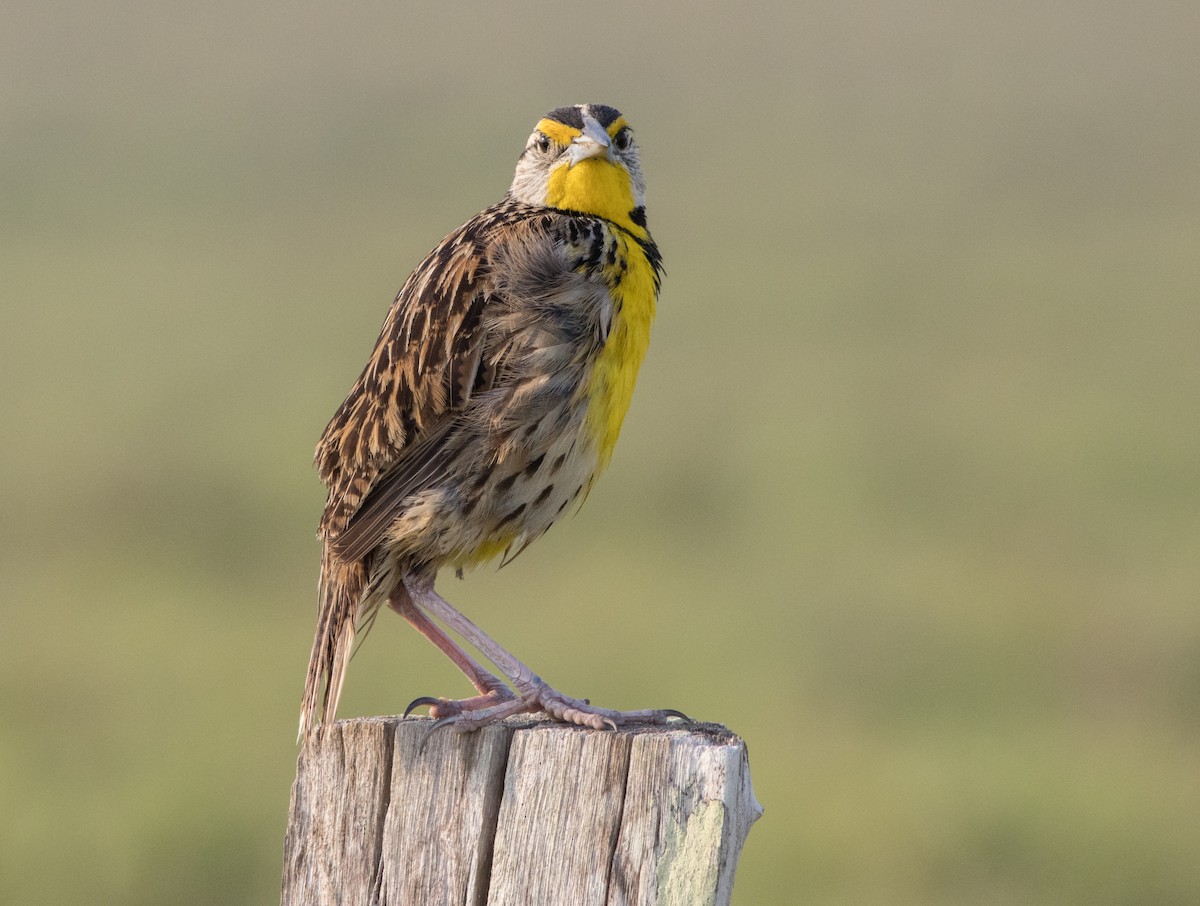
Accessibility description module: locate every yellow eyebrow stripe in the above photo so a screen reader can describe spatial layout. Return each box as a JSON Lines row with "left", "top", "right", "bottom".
{"left": 535, "top": 118, "right": 580, "bottom": 145}
{"left": 535, "top": 115, "right": 631, "bottom": 147}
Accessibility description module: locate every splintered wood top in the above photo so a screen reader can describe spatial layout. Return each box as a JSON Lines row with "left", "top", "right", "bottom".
{"left": 281, "top": 717, "right": 761, "bottom": 906}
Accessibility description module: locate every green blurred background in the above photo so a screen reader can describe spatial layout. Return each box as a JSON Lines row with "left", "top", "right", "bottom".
{"left": 3, "top": 1, "right": 1198, "bottom": 903}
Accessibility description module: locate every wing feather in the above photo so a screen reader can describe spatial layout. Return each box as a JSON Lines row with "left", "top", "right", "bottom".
{"left": 315, "top": 209, "right": 505, "bottom": 547}
{"left": 328, "top": 419, "right": 456, "bottom": 562}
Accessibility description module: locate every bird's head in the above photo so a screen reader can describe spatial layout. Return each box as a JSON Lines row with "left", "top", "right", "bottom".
{"left": 509, "top": 104, "right": 649, "bottom": 238}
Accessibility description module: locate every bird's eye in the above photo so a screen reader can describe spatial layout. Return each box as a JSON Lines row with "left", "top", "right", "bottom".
{"left": 612, "top": 128, "right": 632, "bottom": 151}
{"left": 533, "top": 133, "right": 552, "bottom": 153}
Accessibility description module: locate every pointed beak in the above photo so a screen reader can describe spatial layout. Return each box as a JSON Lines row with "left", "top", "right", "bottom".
{"left": 566, "top": 114, "right": 613, "bottom": 167}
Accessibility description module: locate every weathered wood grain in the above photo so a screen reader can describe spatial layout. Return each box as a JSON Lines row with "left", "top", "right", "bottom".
{"left": 610, "top": 730, "right": 761, "bottom": 906}
{"left": 487, "top": 725, "right": 635, "bottom": 905}
{"left": 376, "top": 721, "right": 512, "bottom": 905}
{"left": 281, "top": 717, "right": 761, "bottom": 906}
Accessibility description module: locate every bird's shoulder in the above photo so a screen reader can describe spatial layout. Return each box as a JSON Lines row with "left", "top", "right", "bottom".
{"left": 314, "top": 199, "right": 603, "bottom": 540}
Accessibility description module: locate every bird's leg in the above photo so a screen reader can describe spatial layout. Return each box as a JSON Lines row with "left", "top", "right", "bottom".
{"left": 388, "top": 587, "right": 515, "bottom": 718}
{"left": 402, "top": 573, "right": 688, "bottom": 731}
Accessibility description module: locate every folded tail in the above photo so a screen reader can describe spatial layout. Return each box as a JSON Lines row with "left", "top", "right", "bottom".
{"left": 298, "top": 547, "right": 368, "bottom": 740}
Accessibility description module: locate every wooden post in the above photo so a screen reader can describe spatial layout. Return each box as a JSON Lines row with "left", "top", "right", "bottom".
{"left": 281, "top": 716, "right": 762, "bottom": 906}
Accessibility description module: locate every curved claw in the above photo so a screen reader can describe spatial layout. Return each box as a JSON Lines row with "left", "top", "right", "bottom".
{"left": 403, "top": 696, "right": 443, "bottom": 719}
{"left": 662, "top": 708, "right": 692, "bottom": 722}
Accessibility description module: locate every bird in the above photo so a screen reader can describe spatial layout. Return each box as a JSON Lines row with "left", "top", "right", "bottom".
{"left": 299, "top": 104, "right": 682, "bottom": 739}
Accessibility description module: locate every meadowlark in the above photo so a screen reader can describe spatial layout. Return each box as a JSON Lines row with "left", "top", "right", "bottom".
{"left": 299, "top": 104, "right": 681, "bottom": 738}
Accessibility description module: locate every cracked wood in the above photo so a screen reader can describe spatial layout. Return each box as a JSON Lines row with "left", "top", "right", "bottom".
{"left": 280, "top": 717, "right": 761, "bottom": 906}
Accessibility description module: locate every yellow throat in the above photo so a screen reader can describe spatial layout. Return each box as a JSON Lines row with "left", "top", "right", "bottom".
{"left": 535, "top": 112, "right": 661, "bottom": 476}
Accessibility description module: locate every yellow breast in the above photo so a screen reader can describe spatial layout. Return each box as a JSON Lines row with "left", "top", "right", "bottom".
{"left": 584, "top": 232, "right": 657, "bottom": 471}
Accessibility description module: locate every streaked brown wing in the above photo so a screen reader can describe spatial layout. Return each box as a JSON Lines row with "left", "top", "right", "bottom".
{"left": 328, "top": 419, "right": 456, "bottom": 562}
{"left": 315, "top": 209, "right": 503, "bottom": 548}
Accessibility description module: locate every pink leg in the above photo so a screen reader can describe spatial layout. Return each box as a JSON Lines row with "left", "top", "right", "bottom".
{"left": 401, "top": 573, "right": 687, "bottom": 731}
{"left": 388, "top": 588, "right": 515, "bottom": 718}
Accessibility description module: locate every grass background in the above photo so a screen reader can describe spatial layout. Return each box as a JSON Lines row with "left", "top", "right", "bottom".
{"left": 3, "top": 1, "right": 1198, "bottom": 903}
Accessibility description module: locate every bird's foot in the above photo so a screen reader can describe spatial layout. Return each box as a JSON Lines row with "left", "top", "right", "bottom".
{"left": 404, "top": 684, "right": 518, "bottom": 721}
{"left": 415, "top": 675, "right": 689, "bottom": 734}
{"left": 526, "top": 679, "right": 690, "bottom": 730}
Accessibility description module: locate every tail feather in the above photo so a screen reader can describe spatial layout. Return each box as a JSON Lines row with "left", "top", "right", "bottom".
{"left": 299, "top": 547, "right": 368, "bottom": 740}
